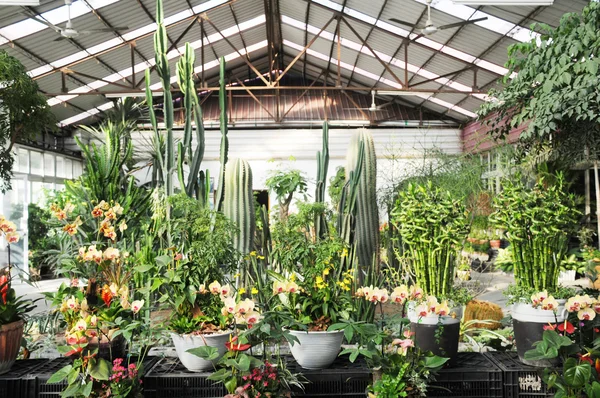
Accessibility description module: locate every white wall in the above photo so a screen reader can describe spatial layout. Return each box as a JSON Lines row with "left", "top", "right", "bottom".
{"left": 130, "top": 127, "right": 462, "bottom": 209}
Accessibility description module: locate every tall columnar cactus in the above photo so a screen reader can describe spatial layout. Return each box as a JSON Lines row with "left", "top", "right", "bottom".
{"left": 315, "top": 122, "right": 329, "bottom": 239}
{"left": 345, "top": 129, "right": 379, "bottom": 272}
{"left": 215, "top": 58, "right": 229, "bottom": 212}
{"left": 146, "top": 0, "right": 206, "bottom": 201}
{"left": 224, "top": 158, "right": 255, "bottom": 256}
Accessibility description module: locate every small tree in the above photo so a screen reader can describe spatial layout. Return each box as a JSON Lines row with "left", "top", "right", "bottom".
{"left": 0, "top": 50, "right": 56, "bottom": 192}
{"left": 479, "top": 2, "right": 600, "bottom": 245}
{"left": 266, "top": 166, "right": 307, "bottom": 220}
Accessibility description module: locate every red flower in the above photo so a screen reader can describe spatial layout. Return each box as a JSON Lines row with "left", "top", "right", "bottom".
{"left": 101, "top": 285, "right": 112, "bottom": 307}
{"left": 65, "top": 346, "right": 83, "bottom": 357}
{"left": 225, "top": 341, "right": 251, "bottom": 352}
{"left": 578, "top": 353, "right": 593, "bottom": 365}
{"left": 543, "top": 324, "right": 556, "bottom": 331}
{"left": 558, "top": 321, "right": 576, "bottom": 334}
{"left": 0, "top": 275, "right": 9, "bottom": 304}
{"left": 596, "top": 358, "right": 600, "bottom": 377}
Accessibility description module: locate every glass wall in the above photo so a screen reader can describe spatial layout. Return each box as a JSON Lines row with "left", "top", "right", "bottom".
{"left": 0, "top": 145, "right": 83, "bottom": 278}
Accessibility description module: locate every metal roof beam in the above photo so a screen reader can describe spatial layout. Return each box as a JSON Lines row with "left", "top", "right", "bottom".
{"left": 300, "top": 0, "right": 504, "bottom": 75}
{"left": 441, "top": 6, "right": 544, "bottom": 115}
{"left": 201, "top": 14, "right": 270, "bottom": 86}
{"left": 22, "top": 5, "right": 133, "bottom": 86}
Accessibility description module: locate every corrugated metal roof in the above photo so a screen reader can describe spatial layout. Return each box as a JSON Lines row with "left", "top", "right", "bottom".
{"left": 0, "top": 0, "right": 590, "bottom": 126}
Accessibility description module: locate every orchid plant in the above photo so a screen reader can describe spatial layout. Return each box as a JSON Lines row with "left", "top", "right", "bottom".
{"left": 525, "top": 291, "right": 600, "bottom": 398}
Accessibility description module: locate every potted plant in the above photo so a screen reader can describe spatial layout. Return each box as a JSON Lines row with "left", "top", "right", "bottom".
{"left": 524, "top": 293, "right": 600, "bottom": 395}
{"left": 456, "top": 257, "right": 471, "bottom": 281}
{"left": 159, "top": 195, "right": 246, "bottom": 372}
{"left": 490, "top": 173, "right": 580, "bottom": 365}
{"left": 0, "top": 215, "right": 34, "bottom": 374}
{"left": 339, "top": 286, "right": 449, "bottom": 397}
{"left": 391, "top": 182, "right": 470, "bottom": 363}
{"left": 489, "top": 233, "right": 502, "bottom": 249}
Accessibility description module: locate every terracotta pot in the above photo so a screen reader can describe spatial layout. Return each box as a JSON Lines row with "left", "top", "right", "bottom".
{"left": 0, "top": 320, "right": 24, "bottom": 375}
{"left": 489, "top": 240, "right": 501, "bottom": 249}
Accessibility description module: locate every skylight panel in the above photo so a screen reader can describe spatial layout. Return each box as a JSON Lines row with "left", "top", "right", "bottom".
{"left": 27, "top": 0, "right": 232, "bottom": 79}
{"left": 306, "top": 0, "right": 511, "bottom": 77}
{"left": 49, "top": 16, "right": 266, "bottom": 107}
{"left": 60, "top": 42, "right": 268, "bottom": 126}
{"left": 411, "top": 0, "right": 538, "bottom": 41}
{"left": 283, "top": 16, "right": 491, "bottom": 102}
{"left": 0, "top": 0, "right": 119, "bottom": 43}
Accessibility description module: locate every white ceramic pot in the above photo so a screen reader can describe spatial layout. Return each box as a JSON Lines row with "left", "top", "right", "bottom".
{"left": 170, "top": 330, "right": 232, "bottom": 372}
{"left": 511, "top": 300, "right": 567, "bottom": 323}
{"left": 558, "top": 270, "right": 576, "bottom": 283}
{"left": 407, "top": 301, "right": 463, "bottom": 325}
{"left": 288, "top": 330, "right": 344, "bottom": 370}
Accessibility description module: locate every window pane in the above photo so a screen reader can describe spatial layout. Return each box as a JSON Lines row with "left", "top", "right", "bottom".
{"left": 65, "top": 158, "right": 73, "bottom": 179}
{"left": 56, "top": 156, "right": 65, "bottom": 178}
{"left": 30, "top": 151, "right": 42, "bottom": 175}
{"left": 18, "top": 148, "right": 29, "bottom": 173}
{"left": 44, "top": 153, "right": 55, "bottom": 177}
{"left": 31, "top": 181, "right": 44, "bottom": 205}
{"left": 72, "top": 161, "right": 82, "bottom": 178}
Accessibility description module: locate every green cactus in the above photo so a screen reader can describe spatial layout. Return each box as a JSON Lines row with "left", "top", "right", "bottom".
{"left": 224, "top": 158, "right": 255, "bottom": 256}
{"left": 215, "top": 58, "right": 229, "bottom": 212}
{"left": 345, "top": 129, "right": 380, "bottom": 273}
{"left": 146, "top": 0, "right": 205, "bottom": 200}
{"left": 337, "top": 138, "right": 365, "bottom": 245}
{"left": 315, "top": 122, "right": 329, "bottom": 240}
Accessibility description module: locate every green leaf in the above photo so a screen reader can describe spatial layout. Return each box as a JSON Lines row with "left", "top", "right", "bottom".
{"left": 237, "top": 354, "right": 251, "bottom": 372}
{"left": 134, "top": 264, "right": 154, "bottom": 273}
{"left": 207, "top": 368, "right": 231, "bottom": 382}
{"left": 224, "top": 377, "right": 238, "bottom": 394}
{"left": 88, "top": 358, "right": 111, "bottom": 381}
{"left": 82, "top": 380, "right": 93, "bottom": 397}
{"left": 423, "top": 355, "right": 449, "bottom": 369}
{"left": 47, "top": 365, "right": 73, "bottom": 384}
{"left": 349, "top": 349, "right": 359, "bottom": 362}
{"left": 187, "top": 345, "right": 219, "bottom": 361}
{"left": 563, "top": 358, "right": 591, "bottom": 388}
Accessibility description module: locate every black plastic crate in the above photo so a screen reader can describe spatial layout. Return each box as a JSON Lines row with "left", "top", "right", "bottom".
{"left": 0, "top": 359, "right": 49, "bottom": 398}
{"left": 286, "top": 356, "right": 371, "bottom": 398}
{"left": 485, "top": 351, "right": 555, "bottom": 398}
{"left": 428, "top": 352, "right": 503, "bottom": 398}
{"left": 143, "top": 357, "right": 227, "bottom": 398}
{"left": 35, "top": 356, "right": 160, "bottom": 397}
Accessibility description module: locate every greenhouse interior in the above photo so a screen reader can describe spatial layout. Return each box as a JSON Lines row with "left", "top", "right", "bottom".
{"left": 0, "top": 0, "right": 599, "bottom": 397}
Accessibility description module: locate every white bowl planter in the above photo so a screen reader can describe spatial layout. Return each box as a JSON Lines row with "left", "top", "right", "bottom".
{"left": 511, "top": 301, "right": 568, "bottom": 323}
{"left": 288, "top": 330, "right": 344, "bottom": 370}
{"left": 170, "top": 330, "right": 232, "bottom": 372}
{"left": 558, "top": 270, "right": 576, "bottom": 283}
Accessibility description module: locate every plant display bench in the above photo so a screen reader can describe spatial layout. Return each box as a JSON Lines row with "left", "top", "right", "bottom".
{"left": 485, "top": 351, "right": 555, "bottom": 398}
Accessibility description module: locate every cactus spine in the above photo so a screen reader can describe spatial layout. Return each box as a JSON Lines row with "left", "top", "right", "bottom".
{"left": 315, "top": 122, "right": 329, "bottom": 240}
{"left": 215, "top": 58, "right": 229, "bottom": 212}
{"left": 346, "top": 129, "right": 379, "bottom": 273}
{"left": 224, "top": 158, "right": 256, "bottom": 256}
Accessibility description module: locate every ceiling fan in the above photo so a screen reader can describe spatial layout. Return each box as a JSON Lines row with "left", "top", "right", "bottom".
{"left": 34, "top": 0, "right": 129, "bottom": 41}
{"left": 390, "top": 0, "right": 488, "bottom": 39}
{"left": 345, "top": 91, "right": 395, "bottom": 112}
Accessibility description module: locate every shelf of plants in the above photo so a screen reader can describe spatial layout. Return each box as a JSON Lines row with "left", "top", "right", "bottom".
{"left": 0, "top": 359, "right": 48, "bottom": 398}
{"left": 484, "top": 352, "right": 555, "bottom": 398}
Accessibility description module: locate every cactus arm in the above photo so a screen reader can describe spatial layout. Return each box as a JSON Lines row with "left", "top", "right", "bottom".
{"left": 177, "top": 142, "right": 186, "bottom": 192}
{"left": 315, "top": 122, "right": 330, "bottom": 239}
{"left": 215, "top": 57, "right": 229, "bottom": 212}
{"left": 145, "top": 70, "right": 165, "bottom": 185}
{"left": 186, "top": 103, "right": 205, "bottom": 197}
{"left": 177, "top": 43, "right": 195, "bottom": 160}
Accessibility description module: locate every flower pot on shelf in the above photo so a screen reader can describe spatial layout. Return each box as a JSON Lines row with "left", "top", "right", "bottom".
{"left": 408, "top": 306, "right": 462, "bottom": 365}
{"left": 0, "top": 319, "right": 24, "bottom": 375}
{"left": 511, "top": 301, "right": 567, "bottom": 367}
{"left": 287, "top": 329, "right": 344, "bottom": 370}
{"left": 489, "top": 240, "right": 501, "bottom": 249}
{"left": 170, "top": 330, "right": 232, "bottom": 372}
{"left": 558, "top": 270, "right": 576, "bottom": 283}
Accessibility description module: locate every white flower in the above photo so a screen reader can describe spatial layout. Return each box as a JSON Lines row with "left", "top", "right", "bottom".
{"left": 131, "top": 300, "right": 144, "bottom": 314}
{"left": 222, "top": 297, "right": 236, "bottom": 314}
